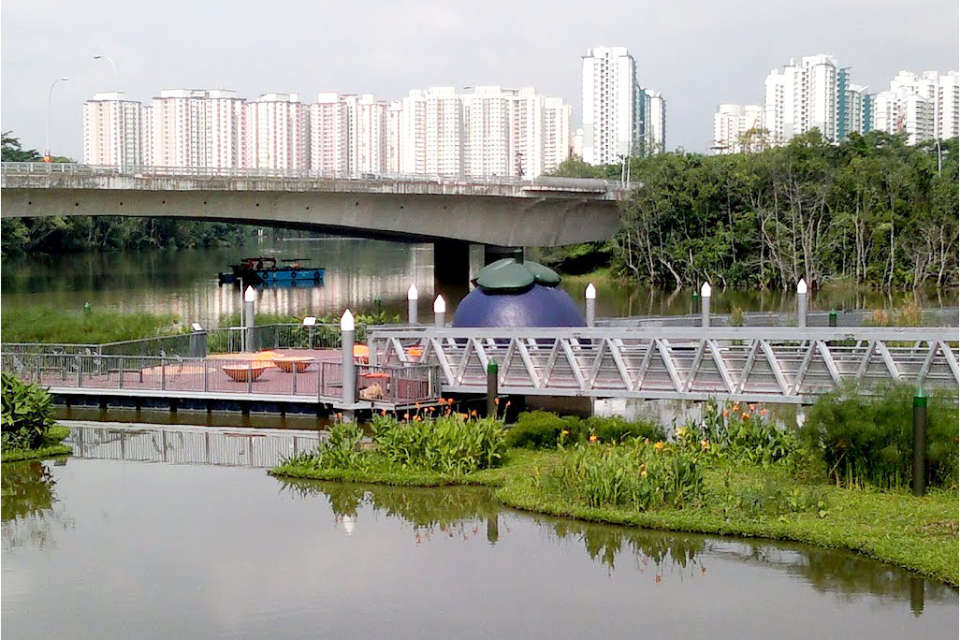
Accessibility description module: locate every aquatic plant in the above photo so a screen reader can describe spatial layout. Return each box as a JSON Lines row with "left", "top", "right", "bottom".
{"left": 548, "top": 438, "right": 704, "bottom": 511}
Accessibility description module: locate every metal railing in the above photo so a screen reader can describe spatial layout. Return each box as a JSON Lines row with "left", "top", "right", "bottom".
{"left": 1, "top": 351, "right": 442, "bottom": 406}
{"left": 368, "top": 326, "right": 960, "bottom": 403}
{"left": 1, "top": 162, "right": 629, "bottom": 192}
{"left": 597, "top": 308, "right": 959, "bottom": 328}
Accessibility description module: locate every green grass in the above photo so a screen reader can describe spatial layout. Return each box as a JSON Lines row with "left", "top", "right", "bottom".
{"left": 2, "top": 425, "right": 72, "bottom": 462}
{"left": 271, "top": 448, "right": 958, "bottom": 585}
{"left": 496, "top": 459, "right": 959, "bottom": 586}
{"left": 1, "top": 306, "right": 182, "bottom": 344}
{"left": 269, "top": 449, "right": 550, "bottom": 487}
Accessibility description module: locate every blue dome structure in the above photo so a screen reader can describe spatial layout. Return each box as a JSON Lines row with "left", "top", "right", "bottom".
{"left": 452, "top": 259, "right": 585, "bottom": 328}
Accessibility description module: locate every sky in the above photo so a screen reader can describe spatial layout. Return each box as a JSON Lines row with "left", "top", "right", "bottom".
{"left": 2, "top": 0, "right": 957, "bottom": 159}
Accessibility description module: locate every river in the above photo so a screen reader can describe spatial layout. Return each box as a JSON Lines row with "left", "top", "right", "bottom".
{"left": 2, "top": 428, "right": 956, "bottom": 639}
{"left": 3, "top": 233, "right": 954, "bottom": 327}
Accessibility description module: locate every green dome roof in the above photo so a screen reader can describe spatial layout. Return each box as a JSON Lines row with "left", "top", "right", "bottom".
{"left": 473, "top": 259, "right": 561, "bottom": 292}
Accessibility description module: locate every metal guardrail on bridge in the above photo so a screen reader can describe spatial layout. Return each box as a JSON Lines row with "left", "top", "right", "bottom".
{"left": 368, "top": 326, "right": 960, "bottom": 404}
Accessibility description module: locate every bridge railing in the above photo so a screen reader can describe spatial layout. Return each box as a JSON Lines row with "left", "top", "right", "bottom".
{"left": 0, "top": 162, "right": 628, "bottom": 192}
{"left": 367, "top": 326, "right": 960, "bottom": 403}
{"left": 596, "top": 308, "right": 959, "bottom": 328}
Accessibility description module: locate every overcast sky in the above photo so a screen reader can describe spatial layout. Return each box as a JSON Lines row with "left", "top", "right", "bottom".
{"left": 2, "top": 0, "right": 957, "bottom": 159}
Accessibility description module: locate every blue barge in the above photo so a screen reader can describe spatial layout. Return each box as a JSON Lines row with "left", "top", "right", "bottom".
{"left": 218, "top": 257, "right": 324, "bottom": 286}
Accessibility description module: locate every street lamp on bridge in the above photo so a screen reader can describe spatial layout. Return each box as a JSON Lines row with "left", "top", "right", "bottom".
{"left": 45, "top": 77, "right": 70, "bottom": 163}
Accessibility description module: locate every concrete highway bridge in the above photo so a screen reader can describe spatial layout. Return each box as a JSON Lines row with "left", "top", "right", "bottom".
{"left": 0, "top": 163, "right": 630, "bottom": 285}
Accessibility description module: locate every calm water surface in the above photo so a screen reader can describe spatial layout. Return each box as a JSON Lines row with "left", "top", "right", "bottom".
{"left": 2, "top": 432, "right": 956, "bottom": 639}
{"left": 3, "top": 234, "right": 954, "bottom": 326}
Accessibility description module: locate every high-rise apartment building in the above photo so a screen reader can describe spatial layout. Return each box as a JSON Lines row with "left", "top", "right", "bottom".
{"left": 763, "top": 55, "right": 849, "bottom": 144}
{"left": 643, "top": 91, "right": 666, "bottom": 154}
{"left": 81, "top": 83, "right": 570, "bottom": 177}
{"left": 249, "top": 93, "right": 308, "bottom": 171}
{"left": 873, "top": 71, "right": 959, "bottom": 142}
{"left": 309, "top": 93, "right": 350, "bottom": 175}
{"left": 82, "top": 92, "right": 143, "bottom": 168}
{"left": 712, "top": 104, "right": 762, "bottom": 154}
{"left": 581, "top": 47, "right": 641, "bottom": 164}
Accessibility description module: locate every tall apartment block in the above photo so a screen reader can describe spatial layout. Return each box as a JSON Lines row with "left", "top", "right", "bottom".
{"left": 82, "top": 92, "right": 142, "bottom": 168}
{"left": 712, "top": 104, "right": 762, "bottom": 154}
{"left": 872, "top": 71, "right": 959, "bottom": 144}
{"left": 581, "top": 46, "right": 665, "bottom": 164}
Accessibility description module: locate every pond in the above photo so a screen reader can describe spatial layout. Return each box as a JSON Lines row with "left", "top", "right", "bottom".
{"left": 2, "top": 427, "right": 956, "bottom": 639}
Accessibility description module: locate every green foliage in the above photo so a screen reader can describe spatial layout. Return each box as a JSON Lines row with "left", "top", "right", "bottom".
{"left": 505, "top": 411, "right": 583, "bottom": 448}
{"left": 281, "top": 414, "right": 507, "bottom": 477}
{"left": 1, "top": 374, "right": 55, "bottom": 451}
{"left": 0, "top": 306, "right": 182, "bottom": 344}
{"left": 802, "top": 383, "right": 959, "bottom": 488}
{"left": 505, "top": 411, "right": 664, "bottom": 449}
{"left": 554, "top": 131, "right": 958, "bottom": 291}
{"left": 548, "top": 439, "right": 704, "bottom": 511}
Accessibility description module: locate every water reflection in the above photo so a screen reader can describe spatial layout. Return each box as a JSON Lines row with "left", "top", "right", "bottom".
{"left": 1, "top": 236, "right": 435, "bottom": 326}
{"left": 65, "top": 423, "right": 321, "bottom": 468}
{"left": 1, "top": 460, "right": 73, "bottom": 551}
{"left": 276, "top": 476, "right": 957, "bottom": 612}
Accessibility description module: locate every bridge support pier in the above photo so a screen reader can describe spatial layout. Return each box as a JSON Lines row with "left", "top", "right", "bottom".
{"left": 433, "top": 241, "right": 524, "bottom": 299}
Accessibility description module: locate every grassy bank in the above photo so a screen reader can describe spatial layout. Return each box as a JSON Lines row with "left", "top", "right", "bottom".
{"left": 1, "top": 425, "right": 72, "bottom": 462}
{"left": 1, "top": 306, "right": 181, "bottom": 344}
{"left": 495, "top": 460, "right": 958, "bottom": 586}
{"left": 271, "top": 449, "right": 957, "bottom": 585}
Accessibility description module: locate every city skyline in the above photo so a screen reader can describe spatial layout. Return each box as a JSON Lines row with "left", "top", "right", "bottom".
{"left": 2, "top": 0, "right": 956, "bottom": 158}
{"left": 82, "top": 85, "right": 572, "bottom": 177}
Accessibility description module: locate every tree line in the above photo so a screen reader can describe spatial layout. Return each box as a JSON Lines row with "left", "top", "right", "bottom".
{"left": 1, "top": 132, "right": 254, "bottom": 257}
{"left": 551, "top": 130, "right": 958, "bottom": 291}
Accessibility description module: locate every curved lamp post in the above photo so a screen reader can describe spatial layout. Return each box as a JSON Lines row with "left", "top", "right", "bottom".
{"left": 45, "top": 77, "right": 69, "bottom": 161}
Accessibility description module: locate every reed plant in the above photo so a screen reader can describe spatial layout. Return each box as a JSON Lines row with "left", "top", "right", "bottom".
{"left": 505, "top": 411, "right": 664, "bottom": 449}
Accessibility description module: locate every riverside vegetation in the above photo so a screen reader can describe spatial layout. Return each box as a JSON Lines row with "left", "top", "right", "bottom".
{"left": 272, "top": 387, "right": 959, "bottom": 584}
{"left": 543, "top": 131, "right": 958, "bottom": 291}
{"left": 1, "top": 373, "right": 71, "bottom": 462}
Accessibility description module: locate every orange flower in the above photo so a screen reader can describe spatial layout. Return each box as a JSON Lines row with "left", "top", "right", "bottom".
{"left": 403, "top": 413, "right": 410, "bottom": 419}
{"left": 748, "top": 404, "right": 756, "bottom": 411}
{"left": 448, "top": 398, "right": 455, "bottom": 405}
{"left": 336, "top": 412, "right": 343, "bottom": 420}
{"left": 742, "top": 412, "right": 750, "bottom": 420}
{"left": 760, "top": 408, "right": 768, "bottom": 415}
{"left": 588, "top": 434, "right": 598, "bottom": 443}
{"left": 701, "top": 439, "right": 710, "bottom": 451}
{"left": 732, "top": 404, "right": 740, "bottom": 411}
{"left": 494, "top": 397, "right": 500, "bottom": 405}
{"left": 505, "top": 400, "right": 511, "bottom": 407}
{"left": 414, "top": 415, "right": 422, "bottom": 422}
{"left": 643, "top": 438, "right": 650, "bottom": 445}
{"left": 654, "top": 441, "right": 665, "bottom": 451}
{"left": 471, "top": 409, "right": 478, "bottom": 417}
{"left": 722, "top": 409, "right": 729, "bottom": 418}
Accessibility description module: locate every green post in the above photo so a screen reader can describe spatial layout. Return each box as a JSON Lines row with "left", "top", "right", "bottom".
{"left": 83, "top": 302, "right": 91, "bottom": 313}
{"left": 691, "top": 289, "right": 698, "bottom": 315}
{"left": 486, "top": 361, "right": 499, "bottom": 418}
{"left": 828, "top": 310, "right": 838, "bottom": 327}
{"left": 912, "top": 388, "right": 927, "bottom": 497}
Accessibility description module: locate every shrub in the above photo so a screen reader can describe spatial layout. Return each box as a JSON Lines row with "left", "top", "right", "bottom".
{"left": 506, "top": 411, "right": 665, "bottom": 449}
{"left": 583, "top": 415, "right": 664, "bottom": 444}
{"left": 802, "top": 383, "right": 959, "bottom": 489}
{"left": 1, "top": 373, "right": 55, "bottom": 451}
{"left": 550, "top": 439, "right": 704, "bottom": 511}
{"left": 505, "top": 411, "right": 582, "bottom": 449}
